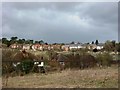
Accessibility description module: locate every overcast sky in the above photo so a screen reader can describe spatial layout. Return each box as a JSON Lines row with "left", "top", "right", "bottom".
{"left": 2, "top": 2, "right": 118, "bottom": 43}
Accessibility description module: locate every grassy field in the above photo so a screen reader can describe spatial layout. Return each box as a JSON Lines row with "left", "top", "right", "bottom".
{"left": 2, "top": 66, "right": 118, "bottom": 88}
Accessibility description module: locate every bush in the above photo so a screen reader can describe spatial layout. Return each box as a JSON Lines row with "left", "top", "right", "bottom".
{"left": 46, "top": 51, "right": 58, "bottom": 60}
{"left": 64, "top": 53, "right": 97, "bottom": 69}
{"left": 96, "top": 52, "right": 112, "bottom": 67}
{"left": 71, "top": 54, "right": 80, "bottom": 68}
{"left": 20, "top": 59, "right": 34, "bottom": 74}
{"left": 2, "top": 62, "right": 15, "bottom": 75}
{"left": 45, "top": 60, "right": 60, "bottom": 71}
{"left": 80, "top": 54, "right": 97, "bottom": 69}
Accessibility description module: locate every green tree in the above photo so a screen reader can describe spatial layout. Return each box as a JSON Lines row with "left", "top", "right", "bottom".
{"left": 25, "top": 40, "right": 34, "bottom": 44}
{"left": 2, "top": 38, "right": 10, "bottom": 47}
{"left": 2, "top": 38, "right": 7, "bottom": 44}
{"left": 35, "top": 41, "right": 39, "bottom": 44}
{"left": 10, "top": 37, "right": 18, "bottom": 44}
{"left": 11, "top": 37, "right": 18, "bottom": 41}
{"left": 45, "top": 42, "right": 48, "bottom": 45}
{"left": 71, "top": 41, "right": 75, "bottom": 44}
{"left": 111, "top": 40, "right": 116, "bottom": 47}
{"left": 29, "top": 40, "right": 33, "bottom": 44}
{"left": 39, "top": 40, "right": 44, "bottom": 44}
{"left": 95, "top": 40, "right": 99, "bottom": 45}
{"left": 92, "top": 41, "right": 94, "bottom": 44}
{"left": 17, "top": 39, "right": 23, "bottom": 44}
{"left": 22, "top": 39, "right": 25, "bottom": 43}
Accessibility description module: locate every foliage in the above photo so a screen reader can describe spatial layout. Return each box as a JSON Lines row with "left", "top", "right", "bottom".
{"left": 20, "top": 59, "right": 34, "bottom": 74}
{"left": 2, "top": 49, "right": 18, "bottom": 61}
{"left": 2, "top": 62, "right": 14, "bottom": 75}
{"left": 96, "top": 52, "right": 112, "bottom": 67}
{"left": 115, "top": 43, "right": 120, "bottom": 52}
{"left": 46, "top": 51, "right": 58, "bottom": 60}
{"left": 104, "top": 40, "right": 116, "bottom": 52}
{"left": 47, "top": 60, "right": 60, "bottom": 71}
{"left": 2, "top": 37, "right": 45, "bottom": 47}
{"left": 64, "top": 53, "right": 96, "bottom": 69}
{"left": 70, "top": 41, "right": 75, "bottom": 44}
{"left": 93, "top": 48, "right": 98, "bottom": 52}
{"left": 95, "top": 40, "right": 99, "bottom": 45}
{"left": 92, "top": 41, "right": 94, "bottom": 44}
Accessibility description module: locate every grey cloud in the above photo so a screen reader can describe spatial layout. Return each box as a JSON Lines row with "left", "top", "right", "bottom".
{"left": 2, "top": 2, "right": 118, "bottom": 43}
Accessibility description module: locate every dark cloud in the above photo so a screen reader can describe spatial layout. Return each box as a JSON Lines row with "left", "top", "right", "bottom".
{"left": 2, "top": 2, "right": 118, "bottom": 43}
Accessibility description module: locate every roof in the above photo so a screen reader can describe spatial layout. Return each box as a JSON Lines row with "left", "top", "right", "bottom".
{"left": 97, "top": 43, "right": 104, "bottom": 46}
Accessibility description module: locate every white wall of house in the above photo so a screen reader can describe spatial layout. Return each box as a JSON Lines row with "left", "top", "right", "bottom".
{"left": 78, "top": 45, "right": 83, "bottom": 49}
{"left": 69, "top": 46, "right": 78, "bottom": 50}
{"left": 39, "top": 46, "right": 43, "bottom": 50}
{"left": 23, "top": 45, "right": 30, "bottom": 50}
{"left": 34, "top": 61, "right": 44, "bottom": 67}
{"left": 31, "top": 45, "right": 43, "bottom": 51}
{"left": 69, "top": 45, "right": 83, "bottom": 50}
{"left": 96, "top": 46, "right": 103, "bottom": 50}
{"left": 11, "top": 45, "right": 16, "bottom": 49}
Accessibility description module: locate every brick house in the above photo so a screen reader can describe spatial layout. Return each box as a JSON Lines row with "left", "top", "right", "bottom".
{"left": 10, "top": 43, "right": 23, "bottom": 49}
{"left": 32, "top": 44, "right": 43, "bottom": 51}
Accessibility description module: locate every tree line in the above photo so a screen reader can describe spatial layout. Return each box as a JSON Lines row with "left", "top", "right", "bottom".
{"left": 104, "top": 40, "right": 120, "bottom": 52}
{"left": 2, "top": 37, "right": 45, "bottom": 47}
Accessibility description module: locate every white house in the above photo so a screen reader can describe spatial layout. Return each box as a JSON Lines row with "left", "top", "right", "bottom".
{"left": 96, "top": 43, "right": 104, "bottom": 50}
{"left": 69, "top": 44, "right": 83, "bottom": 50}
{"left": 23, "top": 44, "right": 31, "bottom": 50}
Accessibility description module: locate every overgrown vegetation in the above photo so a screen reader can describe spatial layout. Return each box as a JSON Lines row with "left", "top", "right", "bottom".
{"left": 2, "top": 49, "right": 118, "bottom": 76}
{"left": 96, "top": 52, "right": 113, "bottom": 67}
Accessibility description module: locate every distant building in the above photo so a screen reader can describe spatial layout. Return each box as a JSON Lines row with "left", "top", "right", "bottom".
{"left": 61, "top": 45, "right": 69, "bottom": 51}
{"left": 96, "top": 43, "right": 104, "bottom": 50}
{"left": 86, "top": 43, "right": 104, "bottom": 50}
{"left": 32, "top": 44, "right": 43, "bottom": 51}
{"left": 87, "top": 44, "right": 97, "bottom": 50}
{"left": 43, "top": 45, "right": 49, "bottom": 50}
{"left": 62, "top": 43, "right": 84, "bottom": 51}
{"left": 69, "top": 44, "right": 83, "bottom": 50}
{"left": 52, "top": 45, "right": 61, "bottom": 50}
{"left": 23, "top": 44, "right": 31, "bottom": 50}
{"left": 10, "top": 43, "right": 23, "bottom": 49}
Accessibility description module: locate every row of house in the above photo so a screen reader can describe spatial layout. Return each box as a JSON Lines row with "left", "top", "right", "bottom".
{"left": 62, "top": 43, "right": 104, "bottom": 51}
{"left": 9, "top": 43, "right": 104, "bottom": 51}
{"left": 9, "top": 43, "right": 62, "bottom": 51}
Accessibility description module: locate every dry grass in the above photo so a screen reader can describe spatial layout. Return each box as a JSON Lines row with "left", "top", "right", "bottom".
{"left": 2, "top": 66, "right": 118, "bottom": 88}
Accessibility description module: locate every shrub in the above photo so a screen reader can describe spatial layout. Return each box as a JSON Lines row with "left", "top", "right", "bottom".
{"left": 2, "top": 62, "right": 15, "bottom": 75}
{"left": 96, "top": 52, "right": 112, "bottom": 67}
{"left": 20, "top": 59, "right": 34, "bottom": 74}
{"left": 46, "top": 51, "right": 58, "bottom": 60}
{"left": 80, "top": 54, "right": 97, "bottom": 69}
{"left": 93, "top": 48, "right": 98, "bottom": 52}
{"left": 64, "top": 53, "right": 97, "bottom": 69}
{"left": 47, "top": 60, "right": 60, "bottom": 71}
